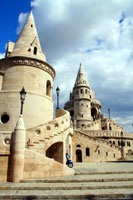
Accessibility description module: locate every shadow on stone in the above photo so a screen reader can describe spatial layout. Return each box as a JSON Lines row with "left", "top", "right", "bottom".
{"left": 26, "top": 196, "right": 37, "bottom": 200}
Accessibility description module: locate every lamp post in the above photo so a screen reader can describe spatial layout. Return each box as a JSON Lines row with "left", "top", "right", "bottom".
{"left": 121, "top": 131, "right": 124, "bottom": 159}
{"left": 56, "top": 86, "right": 60, "bottom": 109}
{"left": 20, "top": 87, "right": 26, "bottom": 115}
{"left": 108, "top": 108, "right": 110, "bottom": 119}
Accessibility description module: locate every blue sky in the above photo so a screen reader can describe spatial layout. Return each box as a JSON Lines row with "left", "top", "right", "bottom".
{"left": 0, "top": 0, "right": 133, "bottom": 132}
{"left": 0, "top": 0, "right": 31, "bottom": 53}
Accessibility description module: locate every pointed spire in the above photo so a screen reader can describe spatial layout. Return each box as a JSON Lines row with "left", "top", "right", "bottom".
{"left": 74, "top": 63, "right": 90, "bottom": 88}
{"left": 9, "top": 10, "right": 46, "bottom": 62}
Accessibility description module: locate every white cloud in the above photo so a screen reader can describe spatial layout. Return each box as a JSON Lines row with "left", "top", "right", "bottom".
{"left": 0, "top": 53, "right": 5, "bottom": 59}
{"left": 16, "top": 12, "right": 28, "bottom": 34}
{"left": 21, "top": 0, "right": 133, "bottom": 132}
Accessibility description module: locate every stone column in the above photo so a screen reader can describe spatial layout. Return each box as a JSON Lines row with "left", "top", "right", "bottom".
{"left": 10, "top": 115, "right": 26, "bottom": 182}
{"left": 63, "top": 135, "right": 67, "bottom": 165}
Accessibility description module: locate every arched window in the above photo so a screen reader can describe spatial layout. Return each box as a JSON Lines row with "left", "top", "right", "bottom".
{"left": 86, "top": 148, "right": 90, "bottom": 156}
{"left": 113, "top": 141, "right": 115, "bottom": 145}
{"left": 91, "top": 107, "right": 97, "bottom": 121}
{"left": 33, "top": 47, "right": 37, "bottom": 55}
{"left": 82, "top": 124, "right": 85, "bottom": 127}
{"left": 98, "top": 150, "right": 100, "bottom": 154}
{"left": 76, "top": 144, "right": 81, "bottom": 148}
{"left": 46, "top": 80, "right": 51, "bottom": 97}
{"left": 85, "top": 89, "right": 87, "bottom": 94}
{"left": 80, "top": 89, "right": 83, "bottom": 94}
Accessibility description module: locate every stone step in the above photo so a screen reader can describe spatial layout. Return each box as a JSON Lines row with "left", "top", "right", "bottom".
{"left": 75, "top": 171, "right": 133, "bottom": 175}
{"left": 0, "top": 181, "right": 133, "bottom": 190}
{"left": 0, "top": 162, "right": 133, "bottom": 199}
{"left": 0, "top": 188, "right": 132, "bottom": 199}
{"left": 21, "top": 173, "right": 133, "bottom": 183}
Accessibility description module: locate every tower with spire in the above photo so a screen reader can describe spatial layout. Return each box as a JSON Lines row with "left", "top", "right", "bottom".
{"left": 0, "top": 10, "right": 55, "bottom": 131}
{"left": 64, "top": 63, "right": 101, "bottom": 129}
{"left": 7, "top": 10, "right": 46, "bottom": 62}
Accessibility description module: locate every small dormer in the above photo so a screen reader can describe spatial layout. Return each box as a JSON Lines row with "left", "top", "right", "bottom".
{"left": 5, "top": 41, "right": 15, "bottom": 57}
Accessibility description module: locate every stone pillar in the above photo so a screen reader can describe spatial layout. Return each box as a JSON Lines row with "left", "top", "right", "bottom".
{"left": 10, "top": 115, "right": 26, "bottom": 182}
{"left": 63, "top": 136, "right": 66, "bottom": 165}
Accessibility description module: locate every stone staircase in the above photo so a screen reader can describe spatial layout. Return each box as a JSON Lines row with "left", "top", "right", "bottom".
{"left": 0, "top": 162, "right": 133, "bottom": 199}
{"left": 26, "top": 109, "right": 73, "bottom": 153}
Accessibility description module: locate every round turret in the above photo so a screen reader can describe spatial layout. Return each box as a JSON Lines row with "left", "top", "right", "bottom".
{"left": 0, "top": 11, "right": 55, "bottom": 131}
{"left": 64, "top": 63, "right": 101, "bottom": 129}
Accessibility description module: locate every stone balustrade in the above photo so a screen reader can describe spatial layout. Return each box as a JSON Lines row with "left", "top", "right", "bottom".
{"left": 83, "top": 130, "right": 133, "bottom": 139}
{"left": 26, "top": 109, "right": 72, "bottom": 145}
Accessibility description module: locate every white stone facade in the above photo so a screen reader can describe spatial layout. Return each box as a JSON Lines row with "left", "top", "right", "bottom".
{"left": 0, "top": 10, "right": 133, "bottom": 182}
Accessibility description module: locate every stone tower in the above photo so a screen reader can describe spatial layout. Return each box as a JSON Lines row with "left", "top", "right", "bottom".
{"left": 0, "top": 10, "right": 55, "bottom": 131}
{"left": 64, "top": 63, "right": 101, "bottom": 128}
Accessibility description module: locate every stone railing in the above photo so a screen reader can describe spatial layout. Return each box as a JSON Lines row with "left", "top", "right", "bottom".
{"left": 26, "top": 109, "right": 72, "bottom": 145}
{"left": 83, "top": 130, "right": 133, "bottom": 139}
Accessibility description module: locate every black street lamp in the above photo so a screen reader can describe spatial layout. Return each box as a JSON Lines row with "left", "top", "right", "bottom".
{"left": 56, "top": 86, "right": 60, "bottom": 109}
{"left": 108, "top": 108, "right": 110, "bottom": 119}
{"left": 20, "top": 87, "right": 26, "bottom": 115}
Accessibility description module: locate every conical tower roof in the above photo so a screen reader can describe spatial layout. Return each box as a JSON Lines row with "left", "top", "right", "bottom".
{"left": 9, "top": 10, "right": 46, "bottom": 62}
{"left": 74, "top": 63, "right": 90, "bottom": 88}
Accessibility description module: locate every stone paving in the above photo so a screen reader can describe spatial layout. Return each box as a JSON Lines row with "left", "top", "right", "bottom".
{"left": 73, "top": 161, "right": 133, "bottom": 173}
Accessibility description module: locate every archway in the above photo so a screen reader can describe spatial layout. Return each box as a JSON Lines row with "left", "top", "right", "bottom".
{"left": 76, "top": 150, "right": 82, "bottom": 162}
{"left": 91, "top": 107, "right": 97, "bottom": 121}
{"left": 46, "top": 142, "right": 63, "bottom": 163}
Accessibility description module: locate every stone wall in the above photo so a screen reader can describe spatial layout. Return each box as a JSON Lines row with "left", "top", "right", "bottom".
{"left": 0, "top": 155, "right": 9, "bottom": 182}
{"left": 0, "top": 56, "right": 55, "bottom": 131}
{"left": 0, "top": 91, "right": 53, "bottom": 131}
{"left": 72, "top": 130, "right": 121, "bottom": 163}
{"left": 24, "top": 149, "right": 74, "bottom": 179}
